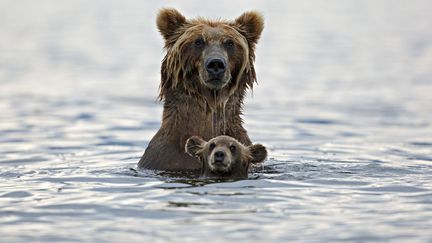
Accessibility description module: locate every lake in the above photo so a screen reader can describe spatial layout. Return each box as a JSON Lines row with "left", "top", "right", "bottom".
{"left": 1, "top": 0, "right": 432, "bottom": 242}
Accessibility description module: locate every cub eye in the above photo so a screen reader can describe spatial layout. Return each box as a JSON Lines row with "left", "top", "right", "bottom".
{"left": 194, "top": 38, "right": 204, "bottom": 47}
{"left": 229, "top": 145, "right": 236, "bottom": 153}
{"left": 209, "top": 143, "right": 216, "bottom": 151}
{"left": 224, "top": 39, "right": 235, "bottom": 49}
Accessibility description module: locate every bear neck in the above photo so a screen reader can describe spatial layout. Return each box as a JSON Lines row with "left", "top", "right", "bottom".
{"left": 160, "top": 86, "right": 245, "bottom": 147}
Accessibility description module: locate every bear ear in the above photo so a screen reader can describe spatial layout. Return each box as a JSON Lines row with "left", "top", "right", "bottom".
{"left": 157, "top": 8, "right": 187, "bottom": 42}
{"left": 234, "top": 11, "right": 264, "bottom": 45}
{"left": 249, "top": 144, "right": 267, "bottom": 164}
{"left": 185, "top": 136, "right": 206, "bottom": 157}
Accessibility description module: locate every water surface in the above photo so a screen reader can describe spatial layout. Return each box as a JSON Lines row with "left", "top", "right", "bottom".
{"left": 1, "top": 1, "right": 432, "bottom": 242}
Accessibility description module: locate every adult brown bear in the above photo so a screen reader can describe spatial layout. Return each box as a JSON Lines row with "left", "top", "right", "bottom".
{"left": 138, "top": 8, "right": 264, "bottom": 173}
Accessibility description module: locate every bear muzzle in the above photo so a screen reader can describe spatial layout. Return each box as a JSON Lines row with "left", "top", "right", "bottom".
{"left": 209, "top": 149, "right": 232, "bottom": 172}
{"left": 213, "top": 150, "right": 225, "bottom": 164}
{"left": 201, "top": 51, "right": 231, "bottom": 90}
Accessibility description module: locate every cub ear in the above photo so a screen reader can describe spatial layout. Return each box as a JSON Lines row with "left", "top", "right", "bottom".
{"left": 249, "top": 144, "right": 267, "bottom": 164}
{"left": 156, "top": 8, "right": 187, "bottom": 42}
{"left": 185, "top": 136, "right": 206, "bottom": 157}
{"left": 234, "top": 11, "right": 264, "bottom": 45}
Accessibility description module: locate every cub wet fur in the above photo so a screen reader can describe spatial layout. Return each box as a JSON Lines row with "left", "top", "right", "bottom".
{"left": 185, "top": 135, "right": 267, "bottom": 179}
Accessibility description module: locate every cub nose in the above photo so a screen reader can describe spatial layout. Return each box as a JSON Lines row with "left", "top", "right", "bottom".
{"left": 214, "top": 151, "right": 225, "bottom": 163}
{"left": 205, "top": 58, "right": 226, "bottom": 76}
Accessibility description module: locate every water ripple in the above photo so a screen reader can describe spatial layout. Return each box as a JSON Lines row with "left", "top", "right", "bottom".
{"left": 1, "top": 1, "right": 432, "bottom": 242}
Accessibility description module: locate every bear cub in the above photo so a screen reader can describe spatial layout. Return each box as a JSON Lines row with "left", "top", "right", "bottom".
{"left": 185, "top": 135, "right": 267, "bottom": 179}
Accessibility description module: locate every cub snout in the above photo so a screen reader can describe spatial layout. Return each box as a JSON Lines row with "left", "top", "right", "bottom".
{"left": 213, "top": 150, "right": 226, "bottom": 164}
{"left": 209, "top": 149, "right": 233, "bottom": 173}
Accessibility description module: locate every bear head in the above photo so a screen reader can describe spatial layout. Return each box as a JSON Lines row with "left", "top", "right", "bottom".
{"left": 156, "top": 8, "right": 264, "bottom": 107}
{"left": 185, "top": 135, "right": 267, "bottom": 179}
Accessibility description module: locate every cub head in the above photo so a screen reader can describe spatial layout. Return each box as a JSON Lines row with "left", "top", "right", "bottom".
{"left": 185, "top": 135, "right": 267, "bottom": 179}
{"left": 157, "top": 8, "right": 264, "bottom": 106}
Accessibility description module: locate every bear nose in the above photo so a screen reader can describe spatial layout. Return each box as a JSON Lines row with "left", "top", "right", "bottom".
{"left": 206, "top": 58, "right": 226, "bottom": 76}
{"left": 214, "top": 151, "right": 225, "bottom": 162}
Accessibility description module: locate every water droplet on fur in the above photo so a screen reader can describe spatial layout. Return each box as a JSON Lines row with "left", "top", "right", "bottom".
{"left": 222, "top": 99, "right": 227, "bottom": 135}
{"left": 209, "top": 90, "right": 228, "bottom": 137}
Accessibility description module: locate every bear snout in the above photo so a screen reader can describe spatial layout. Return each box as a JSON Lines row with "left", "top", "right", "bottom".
{"left": 204, "top": 57, "right": 229, "bottom": 89}
{"left": 213, "top": 150, "right": 225, "bottom": 164}
{"left": 206, "top": 58, "right": 226, "bottom": 76}
{"left": 201, "top": 50, "right": 230, "bottom": 90}
{"left": 209, "top": 149, "right": 232, "bottom": 172}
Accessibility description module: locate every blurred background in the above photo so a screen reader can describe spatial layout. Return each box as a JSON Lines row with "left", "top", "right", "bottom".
{"left": 2, "top": 1, "right": 431, "bottom": 108}
{"left": 1, "top": 0, "right": 431, "bottom": 242}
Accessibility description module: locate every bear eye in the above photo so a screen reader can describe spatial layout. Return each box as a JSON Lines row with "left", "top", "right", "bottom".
{"left": 209, "top": 143, "right": 216, "bottom": 151}
{"left": 224, "top": 39, "right": 235, "bottom": 49}
{"left": 229, "top": 145, "right": 236, "bottom": 153}
{"left": 194, "top": 38, "right": 204, "bottom": 47}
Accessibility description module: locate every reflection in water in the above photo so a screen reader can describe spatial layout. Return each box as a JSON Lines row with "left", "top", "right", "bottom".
{"left": 1, "top": 0, "right": 432, "bottom": 242}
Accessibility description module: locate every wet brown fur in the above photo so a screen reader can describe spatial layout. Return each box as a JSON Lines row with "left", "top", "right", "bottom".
{"left": 138, "top": 8, "right": 264, "bottom": 172}
{"left": 185, "top": 135, "right": 267, "bottom": 179}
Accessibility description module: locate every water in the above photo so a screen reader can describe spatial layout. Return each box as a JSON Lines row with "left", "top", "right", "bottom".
{"left": 1, "top": 0, "right": 432, "bottom": 242}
